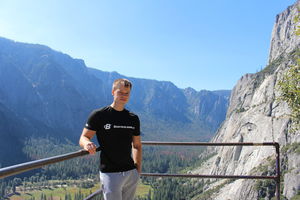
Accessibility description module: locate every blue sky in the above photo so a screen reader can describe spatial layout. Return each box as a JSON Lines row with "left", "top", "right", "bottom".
{"left": 0, "top": 0, "right": 297, "bottom": 91}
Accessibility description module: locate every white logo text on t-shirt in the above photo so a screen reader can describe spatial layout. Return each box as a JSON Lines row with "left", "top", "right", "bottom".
{"left": 104, "top": 124, "right": 111, "bottom": 130}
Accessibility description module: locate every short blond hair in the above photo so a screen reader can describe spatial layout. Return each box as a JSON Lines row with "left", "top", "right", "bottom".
{"left": 112, "top": 78, "right": 132, "bottom": 90}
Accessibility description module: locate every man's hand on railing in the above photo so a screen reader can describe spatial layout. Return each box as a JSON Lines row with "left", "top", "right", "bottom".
{"left": 83, "top": 142, "right": 97, "bottom": 155}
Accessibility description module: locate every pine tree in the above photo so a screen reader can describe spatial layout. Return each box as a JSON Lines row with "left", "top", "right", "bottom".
{"left": 147, "top": 190, "right": 152, "bottom": 200}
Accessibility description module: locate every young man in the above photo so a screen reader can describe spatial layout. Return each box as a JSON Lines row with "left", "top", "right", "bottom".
{"left": 79, "top": 78, "right": 142, "bottom": 200}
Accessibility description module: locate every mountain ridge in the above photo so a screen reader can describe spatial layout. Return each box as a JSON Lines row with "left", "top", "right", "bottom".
{"left": 0, "top": 36, "right": 230, "bottom": 167}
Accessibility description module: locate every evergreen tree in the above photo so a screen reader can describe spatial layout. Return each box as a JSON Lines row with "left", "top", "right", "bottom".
{"left": 12, "top": 182, "right": 16, "bottom": 194}
{"left": 40, "top": 193, "right": 47, "bottom": 200}
{"left": 23, "top": 177, "right": 28, "bottom": 192}
{"left": 0, "top": 183, "right": 5, "bottom": 198}
{"left": 147, "top": 190, "right": 152, "bottom": 200}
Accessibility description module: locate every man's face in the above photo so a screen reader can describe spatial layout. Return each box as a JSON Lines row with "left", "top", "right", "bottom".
{"left": 112, "top": 84, "right": 131, "bottom": 105}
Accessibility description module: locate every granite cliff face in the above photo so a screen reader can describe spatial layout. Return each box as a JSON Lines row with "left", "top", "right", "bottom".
{"left": 269, "top": 1, "right": 300, "bottom": 63}
{"left": 192, "top": 1, "right": 300, "bottom": 199}
{"left": 183, "top": 88, "right": 229, "bottom": 131}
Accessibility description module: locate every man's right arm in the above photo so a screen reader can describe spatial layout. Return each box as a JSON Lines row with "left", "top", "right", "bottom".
{"left": 79, "top": 128, "right": 97, "bottom": 154}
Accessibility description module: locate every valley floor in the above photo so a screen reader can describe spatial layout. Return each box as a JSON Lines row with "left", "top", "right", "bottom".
{"left": 7, "top": 180, "right": 151, "bottom": 200}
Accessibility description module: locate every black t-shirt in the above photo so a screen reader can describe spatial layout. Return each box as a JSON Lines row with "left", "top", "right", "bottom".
{"left": 85, "top": 106, "right": 140, "bottom": 172}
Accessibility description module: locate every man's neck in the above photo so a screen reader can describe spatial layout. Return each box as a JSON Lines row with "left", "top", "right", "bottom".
{"left": 110, "top": 102, "right": 125, "bottom": 111}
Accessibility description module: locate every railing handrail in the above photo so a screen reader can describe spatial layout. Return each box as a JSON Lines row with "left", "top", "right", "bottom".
{"left": 0, "top": 142, "right": 281, "bottom": 200}
{"left": 140, "top": 141, "right": 281, "bottom": 200}
{"left": 142, "top": 141, "right": 279, "bottom": 146}
{"left": 0, "top": 147, "right": 101, "bottom": 179}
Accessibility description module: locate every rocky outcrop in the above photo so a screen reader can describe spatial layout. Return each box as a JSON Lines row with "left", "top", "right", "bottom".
{"left": 192, "top": 1, "right": 300, "bottom": 199}
{"left": 283, "top": 152, "right": 300, "bottom": 199}
{"left": 269, "top": 0, "right": 300, "bottom": 63}
{"left": 183, "top": 88, "right": 230, "bottom": 131}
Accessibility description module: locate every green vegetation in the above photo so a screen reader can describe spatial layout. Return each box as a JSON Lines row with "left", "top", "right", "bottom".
{"left": 7, "top": 181, "right": 151, "bottom": 200}
{"left": 22, "top": 137, "right": 100, "bottom": 180}
{"left": 1, "top": 137, "right": 208, "bottom": 200}
{"left": 140, "top": 146, "right": 208, "bottom": 200}
{"left": 295, "top": 7, "right": 300, "bottom": 35}
{"left": 9, "top": 183, "right": 100, "bottom": 200}
{"left": 252, "top": 156, "right": 277, "bottom": 200}
{"left": 147, "top": 178, "right": 202, "bottom": 200}
{"left": 251, "top": 156, "right": 276, "bottom": 175}
{"left": 281, "top": 142, "right": 300, "bottom": 154}
{"left": 236, "top": 107, "right": 246, "bottom": 113}
{"left": 254, "top": 54, "right": 285, "bottom": 90}
{"left": 253, "top": 142, "right": 300, "bottom": 200}
{"left": 191, "top": 179, "right": 235, "bottom": 200}
{"left": 255, "top": 179, "right": 276, "bottom": 199}
{"left": 142, "top": 146, "right": 205, "bottom": 174}
{"left": 278, "top": 61, "right": 300, "bottom": 131}
{"left": 291, "top": 194, "right": 300, "bottom": 200}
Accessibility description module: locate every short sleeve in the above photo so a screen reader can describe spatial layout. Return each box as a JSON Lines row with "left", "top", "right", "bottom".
{"left": 85, "top": 110, "right": 101, "bottom": 131}
{"left": 133, "top": 115, "right": 141, "bottom": 136}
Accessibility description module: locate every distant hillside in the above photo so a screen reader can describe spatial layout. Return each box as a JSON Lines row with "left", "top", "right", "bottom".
{"left": 0, "top": 37, "right": 230, "bottom": 166}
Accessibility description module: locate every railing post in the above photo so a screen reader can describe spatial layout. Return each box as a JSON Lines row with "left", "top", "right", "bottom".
{"left": 275, "top": 143, "right": 280, "bottom": 200}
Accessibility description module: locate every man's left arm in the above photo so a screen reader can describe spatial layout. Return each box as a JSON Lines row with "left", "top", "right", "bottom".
{"left": 132, "top": 135, "right": 142, "bottom": 173}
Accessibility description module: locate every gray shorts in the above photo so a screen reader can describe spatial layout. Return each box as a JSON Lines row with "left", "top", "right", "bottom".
{"left": 100, "top": 169, "right": 140, "bottom": 200}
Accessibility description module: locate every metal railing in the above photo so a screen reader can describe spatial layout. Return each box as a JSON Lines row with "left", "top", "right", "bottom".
{"left": 0, "top": 147, "right": 102, "bottom": 179}
{"left": 0, "top": 142, "right": 281, "bottom": 200}
{"left": 141, "top": 142, "right": 281, "bottom": 200}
